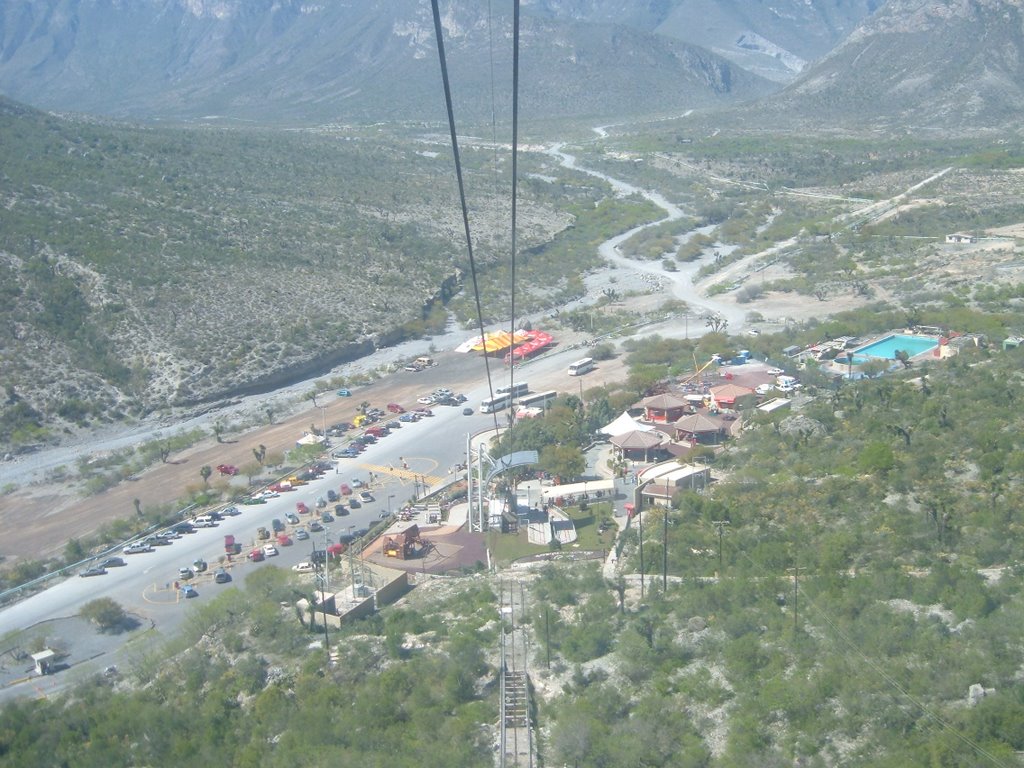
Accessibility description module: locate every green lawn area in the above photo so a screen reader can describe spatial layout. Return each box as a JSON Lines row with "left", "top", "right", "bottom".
{"left": 486, "top": 501, "right": 619, "bottom": 567}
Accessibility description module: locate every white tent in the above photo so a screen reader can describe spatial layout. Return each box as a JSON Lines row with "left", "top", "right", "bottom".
{"left": 600, "top": 411, "right": 654, "bottom": 437}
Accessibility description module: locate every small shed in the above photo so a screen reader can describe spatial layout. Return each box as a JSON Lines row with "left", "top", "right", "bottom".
{"left": 31, "top": 649, "right": 56, "bottom": 675}
{"left": 610, "top": 429, "right": 669, "bottom": 462}
{"left": 673, "top": 412, "right": 724, "bottom": 444}
{"left": 637, "top": 392, "right": 692, "bottom": 423}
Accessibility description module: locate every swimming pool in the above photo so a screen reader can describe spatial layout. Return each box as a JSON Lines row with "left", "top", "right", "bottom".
{"left": 854, "top": 334, "right": 938, "bottom": 360}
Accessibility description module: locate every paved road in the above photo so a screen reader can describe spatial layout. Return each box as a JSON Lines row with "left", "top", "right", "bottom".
{"left": 0, "top": 337, "right": 615, "bottom": 646}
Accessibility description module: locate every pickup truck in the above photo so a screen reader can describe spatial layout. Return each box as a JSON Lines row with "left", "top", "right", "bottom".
{"left": 256, "top": 527, "right": 270, "bottom": 541}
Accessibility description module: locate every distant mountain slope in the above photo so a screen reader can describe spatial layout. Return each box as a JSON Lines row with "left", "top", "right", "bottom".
{"left": 0, "top": 0, "right": 775, "bottom": 124}
{"left": 769, "top": 0, "right": 1024, "bottom": 130}
{"left": 528, "top": 0, "right": 883, "bottom": 82}
{"left": 0, "top": 94, "right": 580, "bottom": 449}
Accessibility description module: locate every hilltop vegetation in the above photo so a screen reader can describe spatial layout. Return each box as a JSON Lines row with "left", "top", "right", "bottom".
{"left": 0, "top": 100, "right": 595, "bottom": 450}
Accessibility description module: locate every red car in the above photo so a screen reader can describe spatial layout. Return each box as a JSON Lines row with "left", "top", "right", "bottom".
{"left": 296, "top": 501, "right": 309, "bottom": 514}
{"left": 247, "top": 549, "right": 265, "bottom": 562}
{"left": 216, "top": 464, "right": 239, "bottom": 476}
{"left": 386, "top": 403, "right": 406, "bottom": 414}
{"left": 339, "top": 483, "right": 352, "bottom": 496}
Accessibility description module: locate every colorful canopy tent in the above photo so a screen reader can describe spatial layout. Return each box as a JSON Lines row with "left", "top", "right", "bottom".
{"left": 456, "top": 328, "right": 554, "bottom": 358}
{"left": 505, "top": 331, "right": 553, "bottom": 363}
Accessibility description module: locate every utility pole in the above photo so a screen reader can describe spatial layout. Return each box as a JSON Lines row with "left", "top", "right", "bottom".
{"left": 712, "top": 520, "right": 730, "bottom": 577}
{"left": 787, "top": 561, "right": 800, "bottom": 633}
{"left": 662, "top": 509, "right": 669, "bottom": 592}
{"left": 638, "top": 507, "right": 645, "bottom": 598}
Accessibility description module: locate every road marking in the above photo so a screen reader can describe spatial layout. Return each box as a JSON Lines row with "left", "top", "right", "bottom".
{"left": 359, "top": 463, "right": 443, "bottom": 487}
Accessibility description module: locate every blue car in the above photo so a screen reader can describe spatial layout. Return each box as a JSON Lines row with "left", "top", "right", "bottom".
{"left": 336, "top": 388, "right": 351, "bottom": 397}
{"left": 181, "top": 584, "right": 198, "bottom": 599}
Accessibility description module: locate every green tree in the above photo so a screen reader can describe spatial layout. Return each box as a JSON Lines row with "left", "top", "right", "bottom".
{"left": 199, "top": 465, "right": 213, "bottom": 487}
{"left": 80, "top": 597, "right": 128, "bottom": 633}
{"left": 540, "top": 443, "right": 586, "bottom": 481}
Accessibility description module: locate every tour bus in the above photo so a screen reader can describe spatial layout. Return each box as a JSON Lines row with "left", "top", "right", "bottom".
{"left": 568, "top": 357, "right": 595, "bottom": 376}
{"left": 517, "top": 390, "right": 558, "bottom": 409}
{"left": 496, "top": 381, "right": 529, "bottom": 398}
{"left": 480, "top": 393, "right": 513, "bottom": 414}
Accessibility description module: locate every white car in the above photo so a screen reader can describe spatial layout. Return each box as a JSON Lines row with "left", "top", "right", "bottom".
{"left": 417, "top": 395, "right": 435, "bottom": 405}
{"left": 767, "top": 367, "right": 785, "bottom": 375}
{"left": 263, "top": 544, "right": 278, "bottom": 557}
{"left": 292, "top": 562, "right": 314, "bottom": 573}
{"left": 755, "top": 383, "right": 774, "bottom": 395}
{"left": 359, "top": 490, "right": 374, "bottom": 503}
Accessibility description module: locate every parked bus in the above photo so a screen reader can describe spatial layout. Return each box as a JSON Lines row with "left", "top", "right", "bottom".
{"left": 568, "top": 357, "right": 595, "bottom": 376}
{"left": 496, "top": 381, "right": 529, "bottom": 398}
{"left": 517, "top": 390, "right": 558, "bottom": 409}
{"left": 480, "top": 393, "right": 513, "bottom": 414}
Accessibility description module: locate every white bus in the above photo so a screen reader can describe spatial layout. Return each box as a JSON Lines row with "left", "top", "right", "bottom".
{"left": 496, "top": 381, "right": 529, "bottom": 398}
{"left": 568, "top": 357, "right": 595, "bottom": 376}
{"left": 480, "top": 393, "right": 513, "bottom": 414}
{"left": 517, "top": 390, "right": 558, "bottom": 409}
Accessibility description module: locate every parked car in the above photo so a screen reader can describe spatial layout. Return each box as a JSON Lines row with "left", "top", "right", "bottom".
{"left": 359, "top": 491, "right": 374, "bottom": 503}
{"left": 100, "top": 556, "right": 126, "bottom": 568}
{"left": 294, "top": 527, "right": 310, "bottom": 540}
{"left": 309, "top": 521, "right": 324, "bottom": 533}
{"left": 417, "top": 395, "right": 435, "bottom": 405}
{"left": 263, "top": 544, "right": 279, "bottom": 557}
{"left": 80, "top": 566, "right": 107, "bottom": 578}
{"left": 348, "top": 498, "right": 361, "bottom": 509}
{"left": 336, "top": 388, "right": 352, "bottom": 397}
{"left": 145, "top": 535, "right": 172, "bottom": 547}
{"left": 286, "top": 512, "right": 300, "bottom": 525}
{"left": 398, "top": 413, "right": 417, "bottom": 423}
{"left": 271, "top": 518, "right": 285, "bottom": 533}
{"left": 181, "top": 584, "right": 198, "bottom": 598}
{"left": 221, "top": 505, "right": 241, "bottom": 516}
{"left": 170, "top": 522, "right": 195, "bottom": 535}
{"left": 178, "top": 567, "right": 195, "bottom": 580}
{"left": 216, "top": 464, "right": 239, "bottom": 476}
{"left": 124, "top": 542, "right": 153, "bottom": 555}
{"left": 193, "top": 559, "right": 208, "bottom": 573}
{"left": 292, "top": 562, "right": 315, "bottom": 573}
{"left": 327, "top": 489, "right": 339, "bottom": 502}
{"left": 276, "top": 534, "right": 292, "bottom": 547}
{"left": 340, "top": 483, "right": 352, "bottom": 495}
{"left": 247, "top": 549, "right": 265, "bottom": 562}
{"left": 322, "top": 511, "right": 335, "bottom": 522}
{"left": 243, "top": 496, "right": 267, "bottom": 505}
{"left": 386, "top": 403, "right": 406, "bottom": 413}
{"left": 214, "top": 568, "right": 231, "bottom": 584}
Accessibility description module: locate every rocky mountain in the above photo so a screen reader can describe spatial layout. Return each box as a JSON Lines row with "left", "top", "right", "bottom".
{"left": 0, "top": 0, "right": 776, "bottom": 125}
{"left": 766, "top": 0, "right": 1024, "bottom": 130}
{"left": 526, "top": 0, "right": 883, "bottom": 82}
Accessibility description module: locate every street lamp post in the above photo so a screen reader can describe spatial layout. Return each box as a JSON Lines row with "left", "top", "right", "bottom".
{"left": 388, "top": 494, "right": 395, "bottom": 519}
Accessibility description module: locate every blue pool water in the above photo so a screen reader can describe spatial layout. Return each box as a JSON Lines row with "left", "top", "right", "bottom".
{"left": 854, "top": 334, "right": 938, "bottom": 359}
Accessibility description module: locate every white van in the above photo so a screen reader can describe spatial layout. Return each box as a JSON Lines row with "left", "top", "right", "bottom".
{"left": 192, "top": 515, "right": 216, "bottom": 528}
